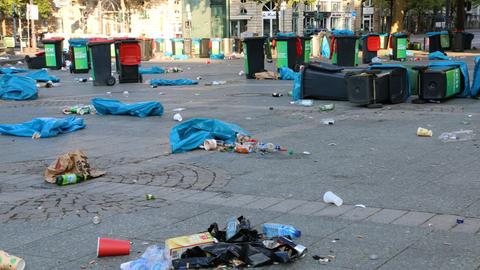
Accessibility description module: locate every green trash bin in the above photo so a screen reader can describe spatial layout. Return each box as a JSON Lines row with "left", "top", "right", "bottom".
{"left": 391, "top": 33, "right": 407, "bottom": 61}
{"left": 171, "top": 38, "right": 185, "bottom": 56}
{"left": 275, "top": 35, "right": 299, "bottom": 71}
{"left": 68, "top": 38, "right": 90, "bottom": 73}
{"left": 192, "top": 38, "right": 201, "bottom": 57}
{"left": 43, "top": 37, "right": 64, "bottom": 69}
{"left": 332, "top": 35, "right": 359, "bottom": 66}
{"left": 300, "top": 36, "right": 312, "bottom": 65}
{"left": 155, "top": 38, "right": 165, "bottom": 54}
{"left": 419, "top": 66, "right": 462, "bottom": 100}
{"left": 243, "top": 37, "right": 266, "bottom": 79}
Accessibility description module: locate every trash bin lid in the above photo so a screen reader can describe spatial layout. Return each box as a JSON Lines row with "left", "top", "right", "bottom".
{"left": 88, "top": 39, "right": 113, "bottom": 46}
{"left": 301, "top": 36, "right": 313, "bottom": 40}
{"left": 361, "top": 33, "right": 379, "bottom": 39}
{"left": 332, "top": 29, "right": 354, "bottom": 37}
{"left": 69, "top": 38, "right": 89, "bottom": 47}
{"left": 171, "top": 38, "right": 184, "bottom": 42}
{"left": 243, "top": 37, "right": 266, "bottom": 42}
{"left": 392, "top": 32, "right": 407, "bottom": 38}
{"left": 120, "top": 42, "right": 141, "bottom": 65}
{"left": 115, "top": 39, "right": 139, "bottom": 44}
{"left": 43, "top": 37, "right": 65, "bottom": 43}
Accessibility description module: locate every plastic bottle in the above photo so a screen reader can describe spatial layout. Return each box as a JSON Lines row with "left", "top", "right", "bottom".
{"left": 55, "top": 174, "right": 89, "bottom": 186}
{"left": 262, "top": 223, "right": 301, "bottom": 239}
{"left": 290, "top": 99, "right": 313, "bottom": 107}
{"left": 226, "top": 217, "right": 239, "bottom": 240}
{"left": 438, "top": 130, "right": 475, "bottom": 143}
{"left": 121, "top": 245, "right": 171, "bottom": 270}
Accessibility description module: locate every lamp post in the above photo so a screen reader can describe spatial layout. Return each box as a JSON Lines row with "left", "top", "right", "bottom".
{"left": 316, "top": 1, "right": 321, "bottom": 28}
{"left": 280, "top": 1, "right": 287, "bottom": 32}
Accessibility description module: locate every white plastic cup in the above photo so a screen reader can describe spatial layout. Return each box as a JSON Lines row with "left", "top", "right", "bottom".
{"left": 323, "top": 191, "right": 343, "bottom": 206}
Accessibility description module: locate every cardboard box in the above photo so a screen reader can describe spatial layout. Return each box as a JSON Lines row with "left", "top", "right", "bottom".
{"left": 165, "top": 232, "right": 215, "bottom": 259}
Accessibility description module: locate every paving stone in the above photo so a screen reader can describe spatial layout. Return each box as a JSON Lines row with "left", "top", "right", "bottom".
{"left": 340, "top": 207, "right": 381, "bottom": 221}
{"left": 289, "top": 201, "right": 328, "bottom": 215}
{"left": 451, "top": 218, "right": 480, "bottom": 233}
{"left": 265, "top": 199, "right": 306, "bottom": 213}
{"left": 202, "top": 193, "right": 239, "bottom": 205}
{"left": 366, "top": 209, "right": 408, "bottom": 224}
{"left": 159, "top": 188, "right": 201, "bottom": 201}
{"left": 222, "top": 194, "right": 259, "bottom": 207}
{"left": 179, "top": 191, "right": 218, "bottom": 203}
{"left": 420, "top": 214, "right": 461, "bottom": 231}
{"left": 392, "top": 211, "right": 436, "bottom": 226}
{"left": 313, "top": 205, "right": 355, "bottom": 217}
{"left": 243, "top": 197, "right": 283, "bottom": 210}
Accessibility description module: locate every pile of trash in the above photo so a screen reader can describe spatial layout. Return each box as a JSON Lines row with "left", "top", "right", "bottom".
{"left": 63, "top": 104, "right": 96, "bottom": 115}
{"left": 202, "top": 134, "right": 287, "bottom": 155}
{"left": 121, "top": 216, "right": 306, "bottom": 269}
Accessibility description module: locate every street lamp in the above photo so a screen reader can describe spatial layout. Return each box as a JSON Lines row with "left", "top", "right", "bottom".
{"left": 280, "top": 1, "right": 287, "bottom": 32}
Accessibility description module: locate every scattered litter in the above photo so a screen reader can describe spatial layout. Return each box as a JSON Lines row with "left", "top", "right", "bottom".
{"left": 272, "top": 92, "right": 283, "bottom": 97}
{"left": 263, "top": 223, "right": 301, "bottom": 239}
{"left": 303, "top": 151, "right": 311, "bottom": 155}
{"left": 269, "top": 106, "right": 274, "bottom": 110}
{"left": 97, "top": 237, "right": 131, "bottom": 257}
{"left": 245, "top": 117, "right": 252, "bottom": 120}
{"left": 45, "top": 149, "right": 105, "bottom": 183}
{"left": 238, "top": 70, "right": 244, "bottom": 76}
{"left": 417, "top": 127, "right": 433, "bottom": 137}
{"left": 463, "top": 115, "right": 472, "bottom": 125}
{"left": 173, "top": 108, "right": 186, "bottom": 112}
{"left": 173, "top": 113, "right": 183, "bottom": 122}
{"left": 438, "top": 130, "right": 475, "bottom": 142}
{"left": 106, "top": 91, "right": 112, "bottom": 97}
{"left": 356, "top": 234, "right": 364, "bottom": 239}
{"left": 0, "top": 250, "right": 25, "bottom": 270}
{"left": 371, "top": 57, "right": 383, "bottom": 63}
{"left": 323, "top": 191, "right": 343, "bottom": 206}
{"left": 56, "top": 173, "right": 90, "bottom": 186}
{"left": 146, "top": 194, "right": 156, "bottom": 200}
{"left": 0, "top": 117, "right": 85, "bottom": 138}
{"left": 92, "top": 215, "right": 101, "bottom": 225}
{"left": 278, "top": 67, "right": 296, "bottom": 80}
{"left": 291, "top": 99, "right": 314, "bottom": 107}
{"left": 158, "top": 92, "right": 165, "bottom": 95}
{"left": 456, "top": 219, "right": 465, "bottom": 224}
{"left": 255, "top": 71, "right": 278, "bottom": 80}
{"left": 443, "top": 242, "right": 452, "bottom": 246}
{"left": 196, "top": 76, "right": 202, "bottom": 80}
{"left": 121, "top": 245, "right": 171, "bottom": 270}
{"left": 328, "top": 143, "right": 337, "bottom": 146}
{"left": 123, "top": 91, "right": 129, "bottom": 98}
{"left": 354, "top": 204, "right": 366, "bottom": 208}
{"left": 319, "top": 104, "right": 335, "bottom": 111}
{"left": 75, "top": 78, "right": 88, "bottom": 83}
{"left": 63, "top": 105, "right": 96, "bottom": 115}
{"left": 165, "top": 67, "right": 183, "bottom": 73}
{"left": 313, "top": 255, "right": 335, "bottom": 263}
{"left": 369, "top": 254, "right": 379, "bottom": 260}
{"left": 89, "top": 260, "right": 97, "bottom": 265}
{"left": 321, "top": 118, "right": 335, "bottom": 125}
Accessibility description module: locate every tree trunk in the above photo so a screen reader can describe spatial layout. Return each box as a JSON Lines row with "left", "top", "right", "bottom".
{"left": 456, "top": 0, "right": 465, "bottom": 31}
{"left": 390, "top": 0, "right": 406, "bottom": 33}
{"left": 1, "top": 18, "right": 6, "bottom": 36}
{"left": 275, "top": 0, "right": 280, "bottom": 35}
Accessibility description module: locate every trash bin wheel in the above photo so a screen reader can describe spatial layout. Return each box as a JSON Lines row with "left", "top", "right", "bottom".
{"left": 106, "top": 76, "right": 116, "bottom": 86}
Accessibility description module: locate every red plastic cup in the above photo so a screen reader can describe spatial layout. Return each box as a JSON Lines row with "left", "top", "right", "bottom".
{"left": 97, "top": 237, "right": 131, "bottom": 257}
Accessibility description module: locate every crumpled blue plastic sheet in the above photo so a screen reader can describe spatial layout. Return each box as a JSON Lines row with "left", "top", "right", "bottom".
{"left": 170, "top": 118, "right": 250, "bottom": 153}
{"left": 0, "top": 67, "right": 28, "bottom": 74}
{"left": 0, "top": 75, "right": 37, "bottom": 101}
{"left": 291, "top": 70, "right": 303, "bottom": 101}
{"left": 0, "top": 117, "right": 85, "bottom": 138}
{"left": 279, "top": 67, "right": 296, "bottom": 80}
{"left": 428, "top": 61, "right": 471, "bottom": 97}
{"left": 150, "top": 79, "right": 198, "bottom": 86}
{"left": 210, "top": 54, "right": 225, "bottom": 60}
{"left": 26, "top": 69, "right": 60, "bottom": 83}
{"left": 426, "top": 31, "right": 448, "bottom": 37}
{"left": 321, "top": 36, "right": 330, "bottom": 58}
{"left": 92, "top": 98, "right": 163, "bottom": 117}
{"left": 139, "top": 66, "right": 165, "bottom": 74}
{"left": 471, "top": 56, "right": 480, "bottom": 97}
{"left": 428, "top": 51, "right": 450, "bottom": 60}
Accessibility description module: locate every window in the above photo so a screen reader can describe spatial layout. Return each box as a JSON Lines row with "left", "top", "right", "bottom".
{"left": 331, "top": 2, "right": 340, "bottom": 12}
{"left": 174, "top": 0, "right": 180, "bottom": 4}
{"left": 240, "top": 7, "right": 247, "bottom": 14}
{"left": 320, "top": 1, "right": 329, "bottom": 12}
{"left": 240, "top": 0, "right": 246, "bottom": 2}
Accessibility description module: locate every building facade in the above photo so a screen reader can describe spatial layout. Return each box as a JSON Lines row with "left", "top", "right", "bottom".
{"left": 303, "top": 0, "right": 360, "bottom": 31}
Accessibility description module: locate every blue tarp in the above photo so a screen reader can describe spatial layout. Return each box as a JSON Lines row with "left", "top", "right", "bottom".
{"left": 427, "top": 61, "right": 471, "bottom": 97}
{"left": 210, "top": 54, "right": 225, "bottom": 60}
{"left": 369, "top": 63, "right": 411, "bottom": 99}
{"left": 332, "top": 30, "right": 354, "bottom": 36}
{"left": 170, "top": 118, "right": 250, "bottom": 153}
{"left": 291, "top": 70, "right": 302, "bottom": 101}
{"left": 276, "top": 32, "right": 297, "bottom": 38}
{"left": 26, "top": 70, "right": 60, "bottom": 83}
{"left": 279, "top": 67, "right": 296, "bottom": 80}
{"left": 471, "top": 56, "right": 480, "bottom": 97}
{"left": 0, "top": 75, "right": 38, "bottom": 101}
{"left": 0, "top": 67, "right": 28, "bottom": 74}
{"left": 139, "top": 66, "right": 165, "bottom": 74}
{"left": 0, "top": 117, "right": 85, "bottom": 138}
{"left": 92, "top": 98, "right": 164, "bottom": 117}
{"left": 321, "top": 36, "right": 330, "bottom": 58}
{"left": 428, "top": 51, "right": 450, "bottom": 60}
{"left": 150, "top": 79, "right": 198, "bottom": 86}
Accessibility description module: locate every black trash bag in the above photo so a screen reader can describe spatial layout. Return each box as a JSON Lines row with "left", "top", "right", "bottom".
{"left": 172, "top": 257, "right": 215, "bottom": 269}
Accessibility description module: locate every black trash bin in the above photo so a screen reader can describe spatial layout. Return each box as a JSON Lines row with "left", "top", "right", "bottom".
{"left": 427, "top": 31, "right": 448, "bottom": 53}
{"left": 332, "top": 35, "right": 359, "bottom": 66}
{"left": 243, "top": 37, "right": 266, "bottom": 79}
{"left": 200, "top": 38, "right": 210, "bottom": 58}
{"left": 42, "top": 37, "right": 64, "bottom": 69}
{"left": 88, "top": 39, "right": 116, "bottom": 86}
{"left": 452, "top": 32, "right": 465, "bottom": 52}
{"left": 464, "top": 32, "right": 474, "bottom": 50}
{"left": 25, "top": 52, "right": 46, "bottom": 69}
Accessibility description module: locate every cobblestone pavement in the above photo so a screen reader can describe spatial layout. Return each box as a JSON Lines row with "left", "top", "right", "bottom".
{"left": 1, "top": 55, "right": 480, "bottom": 269}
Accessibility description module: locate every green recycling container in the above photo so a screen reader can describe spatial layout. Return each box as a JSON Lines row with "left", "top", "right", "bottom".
{"left": 43, "top": 37, "right": 64, "bottom": 69}
{"left": 171, "top": 38, "right": 185, "bottom": 56}
{"left": 68, "top": 38, "right": 90, "bottom": 73}
{"left": 243, "top": 37, "right": 266, "bottom": 79}
{"left": 391, "top": 33, "right": 407, "bottom": 61}
{"left": 275, "top": 35, "right": 299, "bottom": 70}
{"left": 419, "top": 66, "right": 462, "bottom": 100}
{"left": 300, "top": 36, "right": 312, "bottom": 65}
{"left": 192, "top": 38, "right": 201, "bottom": 57}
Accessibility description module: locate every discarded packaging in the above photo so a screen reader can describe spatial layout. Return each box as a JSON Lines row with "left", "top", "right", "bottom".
{"left": 56, "top": 173, "right": 90, "bottom": 186}
{"left": 272, "top": 92, "right": 283, "bottom": 97}
{"left": 0, "top": 250, "right": 25, "bottom": 270}
{"left": 173, "top": 113, "right": 183, "bottom": 122}
{"left": 303, "top": 151, "right": 311, "bottom": 155}
{"left": 291, "top": 99, "right": 314, "bottom": 107}
{"left": 456, "top": 219, "right": 464, "bottom": 224}
{"left": 354, "top": 204, "right": 366, "bottom": 208}
{"left": 92, "top": 215, "right": 101, "bottom": 225}
{"left": 238, "top": 70, "right": 244, "bottom": 76}
{"left": 463, "top": 115, "right": 472, "bottom": 125}
{"left": 63, "top": 105, "right": 96, "bottom": 115}
{"left": 44, "top": 150, "right": 105, "bottom": 183}
{"left": 263, "top": 223, "right": 301, "bottom": 239}
{"left": 438, "top": 130, "right": 475, "bottom": 142}
{"left": 369, "top": 254, "right": 379, "bottom": 260}
{"left": 321, "top": 118, "right": 335, "bottom": 125}
{"left": 323, "top": 191, "right": 343, "bottom": 206}
{"left": 203, "top": 139, "right": 218, "bottom": 151}
{"left": 313, "top": 255, "right": 335, "bottom": 263}
{"left": 121, "top": 245, "right": 171, "bottom": 270}
{"left": 172, "top": 108, "right": 186, "bottom": 112}
{"left": 165, "top": 232, "right": 215, "bottom": 260}
{"left": 255, "top": 71, "right": 278, "bottom": 80}
{"left": 145, "top": 194, "right": 156, "bottom": 200}
{"left": 97, "top": 237, "right": 131, "bottom": 257}
{"left": 417, "top": 127, "right": 433, "bottom": 137}
{"left": 319, "top": 104, "right": 335, "bottom": 111}
{"left": 123, "top": 91, "right": 129, "bottom": 98}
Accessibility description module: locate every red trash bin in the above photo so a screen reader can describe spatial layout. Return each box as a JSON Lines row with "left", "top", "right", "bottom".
{"left": 116, "top": 39, "right": 142, "bottom": 83}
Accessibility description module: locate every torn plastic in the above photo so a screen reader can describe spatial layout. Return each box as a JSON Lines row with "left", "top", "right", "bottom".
{"left": 139, "top": 66, "right": 165, "bottom": 74}
{"left": 150, "top": 79, "right": 198, "bottom": 86}
{"left": 438, "top": 130, "right": 475, "bottom": 142}
{"left": 0, "top": 74, "right": 38, "bottom": 101}
{"left": 428, "top": 51, "right": 450, "bottom": 60}
{"left": 25, "top": 69, "right": 60, "bottom": 83}
{"left": 91, "top": 98, "right": 163, "bottom": 117}
{"left": 279, "top": 67, "right": 296, "bottom": 80}
{"left": 0, "top": 117, "right": 85, "bottom": 138}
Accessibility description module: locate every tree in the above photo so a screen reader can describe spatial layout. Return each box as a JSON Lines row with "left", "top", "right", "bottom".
{"left": 390, "top": 0, "right": 407, "bottom": 33}
{"left": 456, "top": 0, "right": 465, "bottom": 30}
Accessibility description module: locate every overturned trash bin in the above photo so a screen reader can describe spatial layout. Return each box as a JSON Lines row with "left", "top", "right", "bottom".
{"left": 43, "top": 37, "right": 64, "bottom": 70}
{"left": 416, "top": 62, "right": 468, "bottom": 101}
{"left": 88, "top": 39, "right": 116, "bottom": 86}
{"left": 243, "top": 37, "right": 266, "bottom": 79}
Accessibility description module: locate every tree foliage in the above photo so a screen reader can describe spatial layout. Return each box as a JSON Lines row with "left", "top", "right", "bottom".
{"left": 0, "top": 0, "right": 53, "bottom": 18}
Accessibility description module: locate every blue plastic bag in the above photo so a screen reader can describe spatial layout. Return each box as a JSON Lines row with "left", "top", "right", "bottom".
{"left": 427, "top": 61, "right": 471, "bottom": 97}
{"left": 170, "top": 118, "right": 250, "bottom": 153}
{"left": 0, "top": 67, "right": 28, "bottom": 74}
{"left": 0, "top": 117, "right": 85, "bottom": 138}
{"left": 0, "top": 75, "right": 38, "bottom": 101}
{"left": 26, "top": 69, "right": 60, "bottom": 83}
{"left": 139, "top": 66, "right": 165, "bottom": 74}
{"left": 150, "top": 79, "right": 198, "bottom": 86}
{"left": 471, "top": 56, "right": 480, "bottom": 97}
{"left": 92, "top": 98, "right": 164, "bottom": 117}
{"left": 428, "top": 51, "right": 450, "bottom": 60}
{"left": 291, "top": 70, "right": 303, "bottom": 101}
{"left": 279, "top": 67, "right": 296, "bottom": 80}
{"left": 321, "top": 36, "right": 330, "bottom": 58}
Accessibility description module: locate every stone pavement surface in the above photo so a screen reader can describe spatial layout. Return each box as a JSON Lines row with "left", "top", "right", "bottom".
{"left": 1, "top": 54, "right": 480, "bottom": 269}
